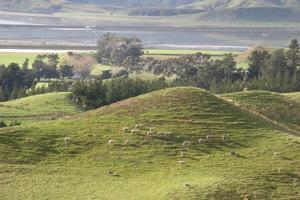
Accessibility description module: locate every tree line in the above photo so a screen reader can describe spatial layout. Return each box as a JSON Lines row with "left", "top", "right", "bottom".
{"left": 119, "top": 39, "right": 300, "bottom": 93}
{"left": 0, "top": 54, "right": 74, "bottom": 101}
{"left": 72, "top": 77, "right": 168, "bottom": 108}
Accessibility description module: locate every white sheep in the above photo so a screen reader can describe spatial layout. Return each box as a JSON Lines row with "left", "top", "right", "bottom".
{"left": 147, "top": 131, "right": 155, "bottom": 136}
{"left": 108, "top": 140, "right": 116, "bottom": 144}
{"left": 182, "top": 141, "right": 192, "bottom": 146}
{"left": 107, "top": 171, "right": 118, "bottom": 176}
{"left": 198, "top": 139, "right": 205, "bottom": 144}
{"left": 294, "top": 178, "right": 299, "bottom": 186}
{"left": 64, "top": 137, "right": 71, "bottom": 144}
{"left": 178, "top": 160, "right": 186, "bottom": 165}
{"left": 222, "top": 135, "right": 228, "bottom": 141}
{"left": 149, "top": 127, "right": 156, "bottom": 132}
{"left": 273, "top": 152, "right": 280, "bottom": 157}
{"left": 157, "top": 132, "right": 164, "bottom": 136}
{"left": 124, "top": 140, "right": 132, "bottom": 145}
{"left": 122, "top": 127, "right": 129, "bottom": 133}
{"left": 206, "top": 135, "right": 213, "bottom": 141}
{"left": 25, "top": 137, "right": 33, "bottom": 143}
{"left": 131, "top": 129, "right": 138, "bottom": 135}
{"left": 135, "top": 124, "right": 143, "bottom": 129}
{"left": 164, "top": 132, "right": 172, "bottom": 137}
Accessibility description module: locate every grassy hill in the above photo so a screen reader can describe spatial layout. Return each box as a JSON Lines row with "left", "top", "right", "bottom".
{"left": 1, "top": 0, "right": 300, "bottom": 22}
{"left": 0, "top": 87, "right": 299, "bottom": 199}
{"left": 284, "top": 92, "right": 300, "bottom": 103}
{"left": 0, "top": 92, "right": 82, "bottom": 122}
{"left": 221, "top": 90, "right": 300, "bottom": 133}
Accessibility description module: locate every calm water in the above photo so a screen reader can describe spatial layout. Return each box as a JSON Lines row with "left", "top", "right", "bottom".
{"left": 0, "top": 24, "right": 299, "bottom": 50}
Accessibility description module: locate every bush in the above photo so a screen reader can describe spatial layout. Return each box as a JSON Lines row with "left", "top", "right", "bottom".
{"left": 0, "top": 120, "right": 6, "bottom": 128}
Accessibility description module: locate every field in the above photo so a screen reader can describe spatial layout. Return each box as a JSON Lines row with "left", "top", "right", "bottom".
{"left": 0, "top": 52, "right": 65, "bottom": 67}
{"left": 0, "top": 92, "right": 82, "bottom": 123}
{"left": 284, "top": 92, "right": 300, "bottom": 103}
{"left": 0, "top": 87, "right": 299, "bottom": 199}
{"left": 222, "top": 91, "right": 300, "bottom": 132}
{"left": 0, "top": 52, "right": 38, "bottom": 66}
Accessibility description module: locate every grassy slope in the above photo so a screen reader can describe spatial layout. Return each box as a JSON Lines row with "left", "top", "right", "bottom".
{"left": 284, "top": 92, "right": 300, "bottom": 103}
{"left": 0, "top": 87, "right": 299, "bottom": 199}
{"left": 0, "top": 92, "right": 82, "bottom": 122}
{"left": 0, "top": 52, "right": 65, "bottom": 67}
{"left": 0, "top": 52, "right": 38, "bottom": 66}
{"left": 221, "top": 91, "right": 300, "bottom": 132}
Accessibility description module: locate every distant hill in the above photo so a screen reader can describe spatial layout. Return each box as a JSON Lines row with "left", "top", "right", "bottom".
{"left": 1, "top": 0, "right": 300, "bottom": 22}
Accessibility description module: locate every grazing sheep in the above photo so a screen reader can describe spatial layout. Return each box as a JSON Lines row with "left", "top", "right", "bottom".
{"left": 146, "top": 131, "right": 155, "bottom": 136}
{"left": 178, "top": 160, "right": 186, "bottom": 165}
{"left": 294, "top": 178, "right": 298, "bottom": 186}
{"left": 135, "top": 124, "right": 143, "bottom": 129}
{"left": 198, "top": 139, "right": 205, "bottom": 144}
{"left": 156, "top": 132, "right": 164, "bottom": 137}
{"left": 107, "top": 171, "right": 118, "bottom": 176}
{"left": 206, "top": 135, "right": 213, "bottom": 141}
{"left": 64, "top": 137, "right": 71, "bottom": 144}
{"left": 122, "top": 127, "right": 129, "bottom": 133}
{"left": 182, "top": 141, "right": 192, "bottom": 146}
{"left": 149, "top": 127, "right": 156, "bottom": 132}
{"left": 124, "top": 140, "right": 132, "bottom": 145}
{"left": 25, "top": 137, "right": 33, "bottom": 143}
{"left": 108, "top": 140, "right": 116, "bottom": 144}
{"left": 244, "top": 87, "right": 248, "bottom": 92}
{"left": 164, "top": 132, "right": 172, "bottom": 137}
{"left": 273, "top": 152, "right": 280, "bottom": 157}
{"left": 131, "top": 129, "right": 138, "bottom": 135}
{"left": 278, "top": 168, "right": 282, "bottom": 173}
{"left": 222, "top": 135, "right": 228, "bottom": 141}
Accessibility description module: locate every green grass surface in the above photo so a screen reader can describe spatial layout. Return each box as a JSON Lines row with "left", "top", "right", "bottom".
{"left": 0, "top": 87, "right": 299, "bottom": 199}
{"left": 0, "top": 92, "right": 82, "bottom": 122}
{"left": 0, "top": 52, "right": 65, "bottom": 67}
{"left": 91, "top": 64, "right": 124, "bottom": 75}
{"left": 0, "top": 52, "right": 38, "bottom": 66}
{"left": 284, "top": 92, "right": 300, "bottom": 103}
{"left": 222, "top": 90, "right": 300, "bottom": 132}
{"left": 145, "top": 49, "right": 240, "bottom": 56}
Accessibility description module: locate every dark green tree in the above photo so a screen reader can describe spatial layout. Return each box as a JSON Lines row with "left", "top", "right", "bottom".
{"left": 286, "top": 39, "right": 300, "bottom": 76}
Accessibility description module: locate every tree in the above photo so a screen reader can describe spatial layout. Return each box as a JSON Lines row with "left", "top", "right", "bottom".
{"left": 96, "top": 34, "right": 144, "bottom": 65}
{"left": 32, "top": 55, "right": 47, "bottom": 81}
{"left": 269, "top": 49, "right": 287, "bottom": 77}
{"left": 248, "top": 50, "right": 271, "bottom": 79}
{"left": 59, "top": 64, "right": 74, "bottom": 81}
{"left": 63, "top": 53, "right": 96, "bottom": 79}
{"left": 45, "top": 54, "right": 59, "bottom": 81}
{"left": 101, "top": 70, "right": 112, "bottom": 80}
{"left": 22, "top": 58, "right": 29, "bottom": 70}
{"left": 286, "top": 39, "right": 300, "bottom": 76}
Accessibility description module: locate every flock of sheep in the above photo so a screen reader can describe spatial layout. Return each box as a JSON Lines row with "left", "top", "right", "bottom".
{"left": 24, "top": 123, "right": 299, "bottom": 187}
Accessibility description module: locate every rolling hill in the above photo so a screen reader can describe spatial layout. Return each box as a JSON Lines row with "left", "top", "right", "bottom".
{"left": 0, "top": 92, "right": 82, "bottom": 122}
{"left": 1, "top": 87, "right": 299, "bottom": 199}
{"left": 0, "top": 0, "right": 300, "bottom": 22}
{"left": 222, "top": 90, "right": 300, "bottom": 133}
